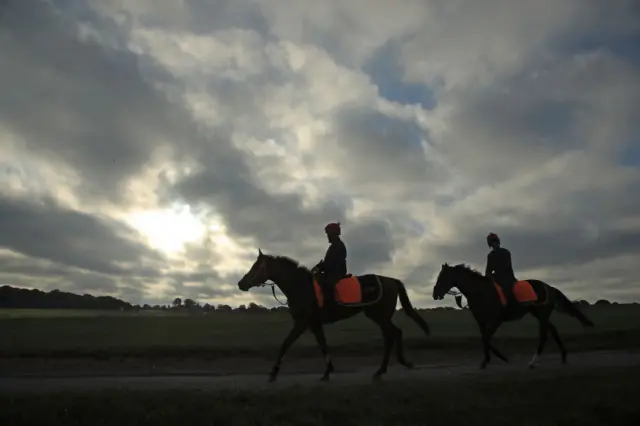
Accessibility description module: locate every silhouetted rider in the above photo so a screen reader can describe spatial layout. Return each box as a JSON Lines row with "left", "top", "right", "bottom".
{"left": 484, "top": 232, "right": 517, "bottom": 308}
{"left": 314, "top": 222, "right": 347, "bottom": 311}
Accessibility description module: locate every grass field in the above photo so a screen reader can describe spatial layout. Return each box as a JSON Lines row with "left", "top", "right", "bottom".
{"left": 2, "top": 304, "right": 639, "bottom": 360}
{"left": 2, "top": 365, "right": 639, "bottom": 426}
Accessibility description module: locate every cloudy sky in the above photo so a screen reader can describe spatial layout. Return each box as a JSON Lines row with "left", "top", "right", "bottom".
{"left": 1, "top": 0, "right": 639, "bottom": 308}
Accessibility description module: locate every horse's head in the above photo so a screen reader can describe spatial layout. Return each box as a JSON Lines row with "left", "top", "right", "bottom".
{"left": 238, "top": 249, "right": 270, "bottom": 291}
{"left": 237, "top": 250, "right": 307, "bottom": 293}
{"left": 433, "top": 263, "right": 457, "bottom": 300}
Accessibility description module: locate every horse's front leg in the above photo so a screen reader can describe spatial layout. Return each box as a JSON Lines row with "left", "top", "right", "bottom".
{"left": 480, "top": 321, "right": 501, "bottom": 369}
{"left": 269, "top": 320, "right": 308, "bottom": 382}
{"left": 310, "top": 324, "right": 334, "bottom": 381}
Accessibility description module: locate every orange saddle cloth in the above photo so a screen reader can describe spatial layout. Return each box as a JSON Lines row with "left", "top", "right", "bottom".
{"left": 313, "top": 276, "right": 362, "bottom": 308}
{"left": 493, "top": 280, "right": 538, "bottom": 306}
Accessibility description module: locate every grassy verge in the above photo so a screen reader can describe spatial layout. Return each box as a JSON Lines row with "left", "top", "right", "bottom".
{"left": 2, "top": 305, "right": 638, "bottom": 360}
{"left": 2, "top": 366, "right": 639, "bottom": 426}
{"left": 3, "top": 330, "right": 639, "bottom": 361}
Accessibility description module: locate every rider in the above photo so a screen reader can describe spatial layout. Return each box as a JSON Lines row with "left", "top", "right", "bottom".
{"left": 484, "top": 232, "right": 518, "bottom": 310}
{"left": 316, "top": 222, "right": 347, "bottom": 311}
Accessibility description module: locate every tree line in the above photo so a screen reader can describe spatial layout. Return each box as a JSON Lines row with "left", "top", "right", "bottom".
{"left": 0, "top": 285, "right": 131, "bottom": 310}
{"left": 0, "top": 285, "right": 284, "bottom": 312}
{"left": 0, "top": 285, "right": 626, "bottom": 312}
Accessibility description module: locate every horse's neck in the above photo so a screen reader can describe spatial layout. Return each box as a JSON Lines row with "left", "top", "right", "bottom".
{"left": 271, "top": 276, "right": 292, "bottom": 298}
{"left": 456, "top": 273, "right": 485, "bottom": 300}
{"left": 270, "top": 265, "right": 309, "bottom": 298}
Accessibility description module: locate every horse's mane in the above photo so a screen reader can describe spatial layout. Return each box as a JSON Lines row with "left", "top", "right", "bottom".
{"left": 267, "top": 254, "right": 313, "bottom": 275}
{"left": 452, "top": 263, "right": 485, "bottom": 280}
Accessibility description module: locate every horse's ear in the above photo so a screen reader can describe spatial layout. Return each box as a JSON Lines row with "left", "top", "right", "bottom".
{"left": 258, "top": 248, "right": 263, "bottom": 256}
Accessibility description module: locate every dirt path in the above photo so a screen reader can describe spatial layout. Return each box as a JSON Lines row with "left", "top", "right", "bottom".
{"left": 1, "top": 350, "right": 639, "bottom": 393}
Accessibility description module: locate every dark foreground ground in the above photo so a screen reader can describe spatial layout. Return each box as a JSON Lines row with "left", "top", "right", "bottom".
{"left": 2, "top": 306, "right": 639, "bottom": 425}
{"left": 1, "top": 356, "right": 639, "bottom": 426}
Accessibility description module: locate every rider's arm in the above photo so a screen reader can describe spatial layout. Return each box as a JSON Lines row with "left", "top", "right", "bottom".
{"left": 322, "top": 245, "right": 336, "bottom": 268}
{"left": 323, "top": 243, "right": 346, "bottom": 272}
{"left": 484, "top": 252, "right": 493, "bottom": 278}
{"left": 312, "top": 259, "right": 324, "bottom": 272}
{"left": 336, "top": 242, "right": 346, "bottom": 262}
{"left": 504, "top": 249, "right": 512, "bottom": 267}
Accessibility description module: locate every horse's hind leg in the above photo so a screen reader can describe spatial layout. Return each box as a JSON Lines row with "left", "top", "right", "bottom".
{"left": 528, "top": 320, "right": 549, "bottom": 369}
{"left": 365, "top": 310, "right": 395, "bottom": 380}
{"left": 547, "top": 321, "right": 568, "bottom": 364}
{"left": 391, "top": 322, "right": 414, "bottom": 369}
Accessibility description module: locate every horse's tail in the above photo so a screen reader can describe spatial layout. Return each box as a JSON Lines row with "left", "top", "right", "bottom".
{"left": 554, "top": 286, "right": 595, "bottom": 328}
{"left": 396, "top": 279, "right": 430, "bottom": 336}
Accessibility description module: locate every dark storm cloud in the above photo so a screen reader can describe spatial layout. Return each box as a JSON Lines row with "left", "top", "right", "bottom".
{"left": 329, "top": 106, "right": 435, "bottom": 185}
{"left": 0, "top": 252, "right": 71, "bottom": 279}
{"left": 60, "top": 270, "right": 120, "bottom": 293}
{"left": 432, "top": 223, "right": 640, "bottom": 273}
{"left": 167, "top": 270, "right": 240, "bottom": 302}
{"left": 0, "top": 251, "right": 143, "bottom": 300}
{"left": 184, "top": 0, "right": 270, "bottom": 36}
{"left": 0, "top": 0, "right": 187, "bottom": 202}
{"left": 346, "top": 219, "right": 395, "bottom": 274}
{"left": 0, "top": 195, "right": 164, "bottom": 276}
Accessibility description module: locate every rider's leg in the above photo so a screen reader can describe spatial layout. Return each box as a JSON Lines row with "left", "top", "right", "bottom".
{"left": 320, "top": 275, "right": 334, "bottom": 309}
{"left": 504, "top": 280, "right": 518, "bottom": 311}
{"left": 324, "top": 274, "right": 337, "bottom": 309}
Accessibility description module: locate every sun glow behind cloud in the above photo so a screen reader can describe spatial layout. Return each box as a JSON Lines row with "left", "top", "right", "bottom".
{"left": 126, "top": 205, "right": 205, "bottom": 255}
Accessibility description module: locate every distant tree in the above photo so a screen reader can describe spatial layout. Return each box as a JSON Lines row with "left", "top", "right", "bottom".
{"left": 595, "top": 299, "right": 611, "bottom": 306}
{"left": 237, "top": 304, "right": 247, "bottom": 313}
{"left": 0, "top": 285, "right": 132, "bottom": 310}
{"left": 143, "top": 304, "right": 151, "bottom": 310}
{"left": 247, "top": 302, "right": 268, "bottom": 313}
{"left": 216, "top": 304, "right": 232, "bottom": 312}
{"left": 184, "top": 298, "right": 197, "bottom": 310}
{"left": 172, "top": 298, "right": 182, "bottom": 308}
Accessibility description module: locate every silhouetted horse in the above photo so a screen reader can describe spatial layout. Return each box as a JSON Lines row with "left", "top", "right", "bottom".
{"left": 433, "top": 263, "right": 594, "bottom": 369}
{"left": 237, "top": 249, "right": 431, "bottom": 382}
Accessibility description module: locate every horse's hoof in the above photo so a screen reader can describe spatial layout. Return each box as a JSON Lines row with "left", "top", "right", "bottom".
{"left": 320, "top": 375, "right": 330, "bottom": 382}
{"left": 527, "top": 363, "right": 537, "bottom": 369}
{"left": 403, "top": 362, "right": 415, "bottom": 369}
{"left": 372, "top": 371, "right": 384, "bottom": 381}
{"left": 268, "top": 374, "right": 277, "bottom": 383}
{"left": 479, "top": 363, "right": 487, "bottom": 370}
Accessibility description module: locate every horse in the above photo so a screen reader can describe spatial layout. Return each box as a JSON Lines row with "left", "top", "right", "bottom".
{"left": 237, "top": 249, "right": 431, "bottom": 382}
{"left": 432, "top": 263, "right": 595, "bottom": 369}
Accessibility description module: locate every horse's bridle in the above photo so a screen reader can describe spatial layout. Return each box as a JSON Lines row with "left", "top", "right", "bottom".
{"left": 247, "top": 257, "right": 288, "bottom": 306}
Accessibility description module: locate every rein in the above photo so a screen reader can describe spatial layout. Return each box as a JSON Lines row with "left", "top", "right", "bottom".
{"left": 446, "top": 290, "right": 468, "bottom": 309}
{"left": 258, "top": 282, "right": 288, "bottom": 306}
